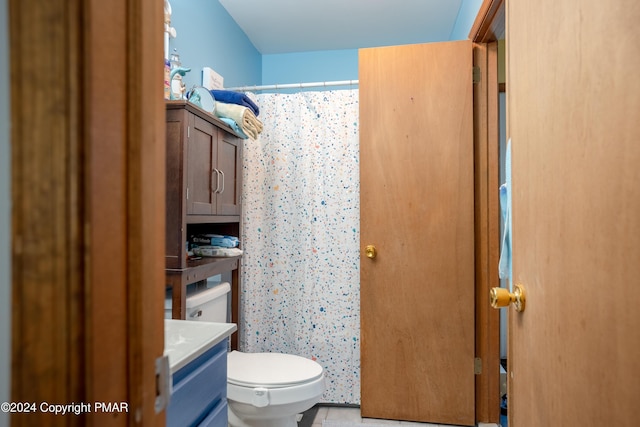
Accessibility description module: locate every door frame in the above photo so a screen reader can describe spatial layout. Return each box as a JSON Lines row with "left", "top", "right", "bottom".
{"left": 10, "top": 0, "right": 165, "bottom": 425}
{"left": 469, "top": 0, "right": 505, "bottom": 423}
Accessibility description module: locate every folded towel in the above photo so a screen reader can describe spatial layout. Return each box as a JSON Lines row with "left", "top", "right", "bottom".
{"left": 240, "top": 109, "right": 263, "bottom": 141}
{"left": 215, "top": 101, "right": 263, "bottom": 140}
{"left": 210, "top": 90, "right": 260, "bottom": 116}
{"left": 220, "top": 117, "right": 249, "bottom": 140}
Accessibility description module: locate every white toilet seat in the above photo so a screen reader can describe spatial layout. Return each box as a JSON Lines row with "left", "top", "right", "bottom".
{"left": 228, "top": 351, "right": 323, "bottom": 387}
{"left": 227, "top": 351, "right": 325, "bottom": 406}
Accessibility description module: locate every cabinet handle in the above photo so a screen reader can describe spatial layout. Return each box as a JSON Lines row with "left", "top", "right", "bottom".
{"left": 219, "top": 170, "right": 225, "bottom": 194}
{"left": 212, "top": 168, "right": 221, "bottom": 193}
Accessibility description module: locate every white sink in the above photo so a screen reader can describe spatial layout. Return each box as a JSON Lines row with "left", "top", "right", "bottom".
{"left": 164, "top": 319, "right": 236, "bottom": 373}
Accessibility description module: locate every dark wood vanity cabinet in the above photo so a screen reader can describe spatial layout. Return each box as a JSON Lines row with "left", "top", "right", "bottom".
{"left": 165, "top": 100, "right": 243, "bottom": 348}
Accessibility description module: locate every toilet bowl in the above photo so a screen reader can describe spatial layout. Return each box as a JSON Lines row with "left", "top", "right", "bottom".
{"left": 227, "top": 351, "right": 325, "bottom": 427}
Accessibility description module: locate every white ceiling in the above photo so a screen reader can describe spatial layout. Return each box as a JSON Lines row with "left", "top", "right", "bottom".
{"left": 218, "top": 0, "right": 468, "bottom": 54}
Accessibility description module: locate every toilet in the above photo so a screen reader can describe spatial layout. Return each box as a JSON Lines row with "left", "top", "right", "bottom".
{"left": 227, "top": 350, "right": 325, "bottom": 427}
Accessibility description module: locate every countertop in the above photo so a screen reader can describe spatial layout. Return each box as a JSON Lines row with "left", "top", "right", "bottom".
{"left": 164, "top": 319, "right": 237, "bottom": 374}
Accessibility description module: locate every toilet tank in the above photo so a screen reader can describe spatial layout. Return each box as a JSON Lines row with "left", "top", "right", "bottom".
{"left": 165, "top": 281, "right": 231, "bottom": 322}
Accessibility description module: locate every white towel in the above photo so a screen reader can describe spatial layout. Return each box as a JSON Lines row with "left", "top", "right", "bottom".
{"left": 215, "top": 101, "right": 263, "bottom": 140}
{"left": 498, "top": 139, "right": 512, "bottom": 283}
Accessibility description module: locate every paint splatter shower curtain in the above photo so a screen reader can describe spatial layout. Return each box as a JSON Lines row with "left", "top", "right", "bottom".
{"left": 241, "top": 89, "right": 360, "bottom": 404}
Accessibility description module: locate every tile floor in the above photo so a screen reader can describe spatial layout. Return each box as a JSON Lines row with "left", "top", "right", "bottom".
{"left": 309, "top": 405, "right": 472, "bottom": 427}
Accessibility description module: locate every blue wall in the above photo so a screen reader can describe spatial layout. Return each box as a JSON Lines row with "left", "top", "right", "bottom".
{"left": 169, "top": 0, "right": 261, "bottom": 89}
{"left": 262, "top": 49, "right": 358, "bottom": 86}
{"left": 261, "top": 0, "right": 484, "bottom": 86}
{"left": 450, "top": 0, "right": 485, "bottom": 40}
{"left": 169, "top": 0, "right": 483, "bottom": 89}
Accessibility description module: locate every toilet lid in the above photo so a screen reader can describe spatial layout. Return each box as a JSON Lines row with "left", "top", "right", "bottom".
{"left": 227, "top": 351, "right": 323, "bottom": 388}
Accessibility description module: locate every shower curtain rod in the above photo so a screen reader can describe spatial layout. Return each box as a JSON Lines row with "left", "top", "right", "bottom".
{"left": 225, "top": 79, "right": 359, "bottom": 92}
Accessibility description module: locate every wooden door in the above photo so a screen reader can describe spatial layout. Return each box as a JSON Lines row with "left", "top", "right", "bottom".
{"left": 10, "top": 0, "right": 165, "bottom": 425}
{"left": 507, "top": 0, "right": 640, "bottom": 425}
{"left": 188, "top": 114, "right": 219, "bottom": 215}
{"left": 359, "top": 40, "right": 475, "bottom": 425}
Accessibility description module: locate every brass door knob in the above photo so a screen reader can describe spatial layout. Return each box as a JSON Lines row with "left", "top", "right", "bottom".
{"left": 364, "top": 245, "right": 377, "bottom": 259}
{"left": 490, "top": 284, "right": 526, "bottom": 312}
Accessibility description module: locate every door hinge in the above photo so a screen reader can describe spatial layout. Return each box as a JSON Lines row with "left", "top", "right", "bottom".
{"left": 473, "top": 66, "right": 481, "bottom": 84}
{"left": 155, "top": 355, "right": 172, "bottom": 413}
{"left": 474, "top": 357, "right": 482, "bottom": 375}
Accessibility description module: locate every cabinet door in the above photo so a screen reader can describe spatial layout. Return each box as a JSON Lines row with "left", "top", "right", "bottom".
{"left": 215, "top": 131, "right": 242, "bottom": 215}
{"left": 187, "top": 115, "right": 218, "bottom": 215}
{"left": 167, "top": 341, "right": 228, "bottom": 427}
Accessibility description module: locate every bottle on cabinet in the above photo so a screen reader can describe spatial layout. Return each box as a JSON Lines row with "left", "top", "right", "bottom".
{"left": 169, "top": 49, "right": 186, "bottom": 100}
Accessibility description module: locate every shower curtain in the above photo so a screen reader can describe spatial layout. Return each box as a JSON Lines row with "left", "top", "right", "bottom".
{"left": 241, "top": 89, "right": 360, "bottom": 404}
